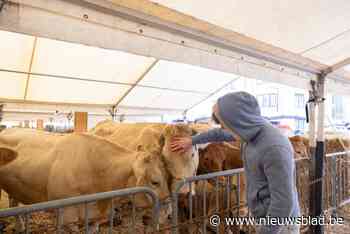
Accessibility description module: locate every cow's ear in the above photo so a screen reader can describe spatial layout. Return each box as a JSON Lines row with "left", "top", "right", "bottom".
{"left": 159, "top": 134, "right": 165, "bottom": 148}
{"left": 0, "top": 147, "right": 17, "bottom": 167}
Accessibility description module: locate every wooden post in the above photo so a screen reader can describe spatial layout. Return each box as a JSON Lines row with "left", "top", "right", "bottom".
{"left": 24, "top": 120, "right": 30, "bottom": 128}
{"left": 74, "top": 112, "right": 88, "bottom": 133}
{"left": 37, "top": 119, "right": 44, "bottom": 130}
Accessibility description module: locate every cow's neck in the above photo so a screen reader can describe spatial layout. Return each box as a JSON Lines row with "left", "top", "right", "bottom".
{"left": 96, "top": 153, "right": 136, "bottom": 191}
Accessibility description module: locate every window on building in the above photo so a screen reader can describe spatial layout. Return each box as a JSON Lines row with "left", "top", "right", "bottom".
{"left": 257, "top": 93, "right": 278, "bottom": 109}
{"left": 295, "top": 93, "right": 305, "bottom": 108}
{"left": 332, "top": 95, "right": 344, "bottom": 120}
{"left": 295, "top": 119, "right": 305, "bottom": 130}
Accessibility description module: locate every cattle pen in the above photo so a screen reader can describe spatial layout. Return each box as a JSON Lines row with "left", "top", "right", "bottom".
{"left": 1, "top": 149, "right": 350, "bottom": 233}
{"left": 1, "top": 0, "right": 350, "bottom": 234}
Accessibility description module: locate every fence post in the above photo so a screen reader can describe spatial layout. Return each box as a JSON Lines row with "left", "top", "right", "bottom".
{"left": 331, "top": 156, "right": 337, "bottom": 218}
{"left": 171, "top": 192, "right": 179, "bottom": 234}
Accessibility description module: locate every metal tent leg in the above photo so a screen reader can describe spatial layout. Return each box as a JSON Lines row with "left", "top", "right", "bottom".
{"left": 308, "top": 74, "right": 326, "bottom": 234}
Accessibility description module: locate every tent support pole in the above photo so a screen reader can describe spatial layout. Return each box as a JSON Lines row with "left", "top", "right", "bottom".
{"left": 308, "top": 80, "right": 317, "bottom": 230}
{"left": 308, "top": 74, "right": 326, "bottom": 234}
{"left": 309, "top": 59, "right": 350, "bottom": 234}
{"left": 314, "top": 74, "right": 326, "bottom": 234}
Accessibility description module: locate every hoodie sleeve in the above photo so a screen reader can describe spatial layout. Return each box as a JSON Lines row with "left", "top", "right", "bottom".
{"left": 258, "top": 146, "right": 295, "bottom": 234}
{"left": 191, "top": 128, "right": 235, "bottom": 145}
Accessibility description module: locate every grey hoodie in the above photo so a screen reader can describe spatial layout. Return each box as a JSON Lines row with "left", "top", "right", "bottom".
{"left": 192, "top": 92, "right": 300, "bottom": 234}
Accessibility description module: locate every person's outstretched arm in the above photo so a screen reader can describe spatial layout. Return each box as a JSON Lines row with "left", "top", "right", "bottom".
{"left": 170, "top": 128, "right": 235, "bottom": 153}
{"left": 192, "top": 128, "right": 235, "bottom": 145}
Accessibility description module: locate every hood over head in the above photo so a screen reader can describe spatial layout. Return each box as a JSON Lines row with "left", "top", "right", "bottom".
{"left": 217, "top": 91, "right": 267, "bottom": 142}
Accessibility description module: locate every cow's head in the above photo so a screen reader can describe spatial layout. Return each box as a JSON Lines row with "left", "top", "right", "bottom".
{"left": 158, "top": 124, "right": 198, "bottom": 194}
{"left": 89, "top": 120, "right": 116, "bottom": 137}
{"left": 197, "top": 144, "right": 226, "bottom": 174}
{"left": 289, "top": 136, "right": 309, "bottom": 159}
{"left": 132, "top": 147, "right": 171, "bottom": 208}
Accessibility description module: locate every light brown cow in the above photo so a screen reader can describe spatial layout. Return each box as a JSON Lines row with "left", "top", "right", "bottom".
{"left": 0, "top": 128, "right": 65, "bottom": 203}
{"left": 90, "top": 121, "right": 199, "bottom": 194}
{"left": 288, "top": 136, "right": 310, "bottom": 159}
{"left": 0, "top": 131, "right": 171, "bottom": 229}
{"left": 197, "top": 143, "right": 243, "bottom": 174}
{"left": 196, "top": 142, "right": 246, "bottom": 208}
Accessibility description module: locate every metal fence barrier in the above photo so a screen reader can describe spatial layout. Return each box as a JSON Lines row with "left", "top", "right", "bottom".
{"left": 171, "top": 168, "right": 246, "bottom": 234}
{"left": 0, "top": 151, "right": 349, "bottom": 234}
{"left": 325, "top": 151, "right": 350, "bottom": 216}
{"left": 0, "top": 187, "right": 160, "bottom": 233}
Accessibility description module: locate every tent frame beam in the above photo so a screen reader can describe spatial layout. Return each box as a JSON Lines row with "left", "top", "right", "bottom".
{"left": 0, "top": 98, "right": 184, "bottom": 113}
{"left": 324, "top": 57, "right": 350, "bottom": 75}
{"left": 5, "top": 0, "right": 350, "bottom": 88}
{"left": 114, "top": 59, "right": 158, "bottom": 107}
{"left": 23, "top": 36, "right": 37, "bottom": 100}
{"left": 0, "top": 68, "right": 207, "bottom": 95}
{"left": 185, "top": 77, "right": 240, "bottom": 113}
{"left": 75, "top": 0, "right": 323, "bottom": 75}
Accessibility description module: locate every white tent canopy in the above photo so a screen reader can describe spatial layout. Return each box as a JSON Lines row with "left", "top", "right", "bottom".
{"left": 151, "top": 0, "right": 350, "bottom": 67}
{"left": 0, "top": 0, "right": 350, "bottom": 122}
{"left": 0, "top": 30, "right": 239, "bottom": 117}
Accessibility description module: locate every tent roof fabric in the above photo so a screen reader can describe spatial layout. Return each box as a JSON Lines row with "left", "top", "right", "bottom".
{"left": 0, "top": 30, "right": 237, "bottom": 112}
{"left": 150, "top": 0, "right": 350, "bottom": 66}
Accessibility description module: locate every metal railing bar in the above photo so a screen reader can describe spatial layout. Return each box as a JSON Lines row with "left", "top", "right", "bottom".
{"left": 171, "top": 193, "right": 178, "bottom": 234}
{"left": 132, "top": 195, "right": 136, "bottom": 233}
{"left": 326, "top": 151, "right": 350, "bottom": 158}
{"left": 24, "top": 213, "right": 29, "bottom": 234}
{"left": 215, "top": 177, "right": 219, "bottom": 234}
{"left": 189, "top": 182, "right": 193, "bottom": 234}
{"left": 237, "top": 175, "right": 240, "bottom": 217}
{"left": 109, "top": 199, "right": 114, "bottom": 234}
{"left": 84, "top": 202, "right": 89, "bottom": 233}
{"left": 203, "top": 181, "right": 207, "bottom": 234}
{"left": 174, "top": 168, "right": 244, "bottom": 194}
{"left": 57, "top": 208, "right": 63, "bottom": 234}
{"left": 0, "top": 187, "right": 159, "bottom": 218}
{"left": 226, "top": 176, "right": 230, "bottom": 211}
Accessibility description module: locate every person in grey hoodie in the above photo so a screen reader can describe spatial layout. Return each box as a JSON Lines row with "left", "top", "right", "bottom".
{"left": 171, "top": 91, "right": 300, "bottom": 234}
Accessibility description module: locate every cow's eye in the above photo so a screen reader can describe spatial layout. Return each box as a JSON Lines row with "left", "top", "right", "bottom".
{"left": 151, "top": 181, "right": 160, "bottom": 186}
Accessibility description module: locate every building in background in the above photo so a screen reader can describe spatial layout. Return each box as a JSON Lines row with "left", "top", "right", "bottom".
{"left": 188, "top": 77, "right": 350, "bottom": 135}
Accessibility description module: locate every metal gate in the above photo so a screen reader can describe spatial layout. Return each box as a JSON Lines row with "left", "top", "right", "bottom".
{"left": 0, "top": 187, "right": 160, "bottom": 233}
{"left": 170, "top": 168, "right": 246, "bottom": 234}
{"left": 1, "top": 152, "right": 349, "bottom": 233}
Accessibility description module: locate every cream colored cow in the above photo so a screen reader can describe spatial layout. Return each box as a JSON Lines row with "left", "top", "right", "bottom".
{"left": 91, "top": 120, "right": 199, "bottom": 194}
{"left": 0, "top": 131, "right": 171, "bottom": 229}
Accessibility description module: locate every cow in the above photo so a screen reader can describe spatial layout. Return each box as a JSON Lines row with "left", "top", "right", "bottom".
{"left": 288, "top": 136, "right": 310, "bottom": 159}
{"left": 90, "top": 121, "right": 199, "bottom": 194}
{"left": 325, "top": 137, "right": 350, "bottom": 153}
{"left": 0, "top": 131, "right": 171, "bottom": 231}
{"left": 197, "top": 143, "right": 243, "bottom": 174}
